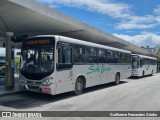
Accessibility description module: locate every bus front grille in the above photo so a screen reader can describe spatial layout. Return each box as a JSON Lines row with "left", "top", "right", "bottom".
{"left": 27, "top": 85, "right": 40, "bottom": 91}
{"left": 26, "top": 81, "right": 42, "bottom": 85}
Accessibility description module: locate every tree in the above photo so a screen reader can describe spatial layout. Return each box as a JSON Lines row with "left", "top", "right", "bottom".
{"left": 14, "top": 57, "right": 20, "bottom": 74}
{"left": 154, "top": 45, "right": 160, "bottom": 56}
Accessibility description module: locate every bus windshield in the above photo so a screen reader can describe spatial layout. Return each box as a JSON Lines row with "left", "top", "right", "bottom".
{"left": 20, "top": 38, "right": 55, "bottom": 75}
{"left": 132, "top": 55, "right": 139, "bottom": 69}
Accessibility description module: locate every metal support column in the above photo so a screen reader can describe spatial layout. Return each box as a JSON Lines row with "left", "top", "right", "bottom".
{"left": 5, "top": 32, "right": 14, "bottom": 90}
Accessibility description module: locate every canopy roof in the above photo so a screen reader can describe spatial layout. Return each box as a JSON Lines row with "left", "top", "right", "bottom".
{"left": 0, "top": 0, "right": 159, "bottom": 60}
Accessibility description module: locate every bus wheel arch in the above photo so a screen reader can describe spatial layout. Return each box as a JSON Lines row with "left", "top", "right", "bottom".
{"left": 114, "top": 72, "right": 120, "bottom": 85}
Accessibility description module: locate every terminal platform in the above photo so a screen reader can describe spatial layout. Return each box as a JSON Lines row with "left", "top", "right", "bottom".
{"left": 0, "top": 75, "right": 20, "bottom": 96}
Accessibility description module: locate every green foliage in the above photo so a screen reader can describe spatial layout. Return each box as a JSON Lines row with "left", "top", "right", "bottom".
{"left": 0, "top": 66, "right": 5, "bottom": 70}
{"left": 15, "top": 57, "right": 20, "bottom": 67}
{"left": 0, "top": 66, "right": 5, "bottom": 76}
{"left": 155, "top": 49, "right": 160, "bottom": 56}
{"left": 41, "top": 54, "right": 48, "bottom": 62}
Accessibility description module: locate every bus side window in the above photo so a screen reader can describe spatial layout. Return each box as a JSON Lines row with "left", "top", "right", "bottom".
{"left": 85, "top": 47, "right": 97, "bottom": 64}
{"left": 140, "top": 58, "right": 144, "bottom": 67}
{"left": 57, "top": 44, "right": 73, "bottom": 71}
{"left": 57, "top": 45, "right": 63, "bottom": 64}
{"left": 106, "top": 50, "right": 114, "bottom": 63}
{"left": 65, "top": 47, "right": 72, "bottom": 63}
{"left": 98, "top": 49, "right": 106, "bottom": 63}
{"left": 120, "top": 52, "right": 125, "bottom": 64}
{"left": 74, "top": 45, "right": 85, "bottom": 64}
{"left": 125, "top": 53, "right": 131, "bottom": 64}
{"left": 114, "top": 51, "right": 120, "bottom": 63}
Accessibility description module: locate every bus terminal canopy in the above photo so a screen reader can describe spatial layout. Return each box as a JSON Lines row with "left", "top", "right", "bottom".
{"left": 0, "top": 0, "right": 158, "bottom": 58}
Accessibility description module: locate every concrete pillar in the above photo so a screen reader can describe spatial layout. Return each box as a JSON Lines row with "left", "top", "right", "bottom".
{"left": 5, "top": 32, "right": 14, "bottom": 90}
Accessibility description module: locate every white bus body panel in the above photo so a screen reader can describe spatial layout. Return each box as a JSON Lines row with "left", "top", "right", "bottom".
{"left": 55, "top": 64, "right": 131, "bottom": 94}
{"left": 132, "top": 54, "right": 157, "bottom": 77}
{"left": 55, "top": 36, "right": 131, "bottom": 94}
{"left": 132, "top": 65, "right": 157, "bottom": 77}
{"left": 19, "top": 35, "right": 132, "bottom": 95}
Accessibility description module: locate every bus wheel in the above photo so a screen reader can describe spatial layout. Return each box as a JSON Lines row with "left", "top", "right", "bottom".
{"left": 151, "top": 70, "right": 153, "bottom": 75}
{"left": 142, "top": 71, "right": 144, "bottom": 77}
{"left": 74, "top": 78, "right": 84, "bottom": 95}
{"left": 114, "top": 73, "right": 120, "bottom": 85}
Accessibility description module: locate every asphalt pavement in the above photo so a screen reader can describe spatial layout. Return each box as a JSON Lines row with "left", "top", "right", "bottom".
{"left": 0, "top": 73, "right": 160, "bottom": 120}
{"left": 0, "top": 77, "right": 18, "bottom": 87}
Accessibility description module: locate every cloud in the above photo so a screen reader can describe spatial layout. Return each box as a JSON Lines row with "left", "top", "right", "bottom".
{"left": 116, "top": 23, "right": 157, "bottom": 30}
{"left": 36, "top": 0, "right": 160, "bottom": 48}
{"left": 154, "top": 5, "right": 160, "bottom": 15}
{"left": 113, "top": 32, "right": 160, "bottom": 47}
{"left": 37, "top": 0, "right": 131, "bottom": 19}
{"left": 37, "top": 0, "right": 160, "bottom": 30}
{"left": 116, "top": 15, "right": 158, "bottom": 30}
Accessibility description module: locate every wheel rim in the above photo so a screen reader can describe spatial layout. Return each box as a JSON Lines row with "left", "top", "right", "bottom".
{"left": 75, "top": 80, "right": 83, "bottom": 94}
{"left": 116, "top": 74, "right": 120, "bottom": 84}
{"left": 115, "top": 74, "right": 120, "bottom": 85}
{"left": 76, "top": 82, "right": 82, "bottom": 91}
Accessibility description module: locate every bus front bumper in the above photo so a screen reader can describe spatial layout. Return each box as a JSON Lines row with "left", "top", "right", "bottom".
{"left": 19, "top": 82, "right": 56, "bottom": 95}
{"left": 131, "top": 70, "right": 139, "bottom": 76}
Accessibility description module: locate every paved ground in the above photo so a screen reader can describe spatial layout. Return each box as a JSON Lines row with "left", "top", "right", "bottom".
{"left": 0, "top": 76, "right": 18, "bottom": 86}
{"left": 0, "top": 76, "right": 19, "bottom": 96}
{"left": 0, "top": 73, "right": 160, "bottom": 120}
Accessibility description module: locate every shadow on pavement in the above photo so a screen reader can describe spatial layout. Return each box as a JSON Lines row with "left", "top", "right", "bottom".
{"left": 0, "top": 81, "right": 127, "bottom": 109}
{"left": 128, "top": 74, "right": 154, "bottom": 80}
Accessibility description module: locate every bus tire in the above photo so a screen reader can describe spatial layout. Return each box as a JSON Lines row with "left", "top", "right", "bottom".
{"left": 114, "top": 73, "right": 120, "bottom": 85}
{"left": 151, "top": 70, "right": 153, "bottom": 76}
{"left": 142, "top": 71, "right": 144, "bottom": 77}
{"left": 74, "top": 78, "right": 84, "bottom": 95}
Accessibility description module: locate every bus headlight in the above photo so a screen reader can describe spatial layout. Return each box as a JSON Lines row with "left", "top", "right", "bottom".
{"left": 42, "top": 78, "right": 52, "bottom": 86}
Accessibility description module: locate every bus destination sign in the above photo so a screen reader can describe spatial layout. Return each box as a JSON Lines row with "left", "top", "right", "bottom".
{"left": 25, "top": 39, "right": 51, "bottom": 45}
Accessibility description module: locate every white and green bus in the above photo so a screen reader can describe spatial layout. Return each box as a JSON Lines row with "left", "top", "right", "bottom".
{"left": 19, "top": 35, "right": 131, "bottom": 95}
{"left": 132, "top": 54, "right": 157, "bottom": 77}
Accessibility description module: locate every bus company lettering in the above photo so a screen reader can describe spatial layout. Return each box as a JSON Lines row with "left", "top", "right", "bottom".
{"left": 87, "top": 65, "right": 111, "bottom": 74}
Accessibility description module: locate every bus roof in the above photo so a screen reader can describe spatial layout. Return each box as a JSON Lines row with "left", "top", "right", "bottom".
{"left": 30, "top": 35, "right": 131, "bottom": 54}
{"left": 132, "top": 54, "right": 157, "bottom": 60}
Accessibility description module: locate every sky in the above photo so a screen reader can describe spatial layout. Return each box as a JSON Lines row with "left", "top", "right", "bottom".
{"left": 1, "top": 0, "right": 160, "bottom": 55}
{"left": 36, "top": 0, "right": 160, "bottom": 48}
